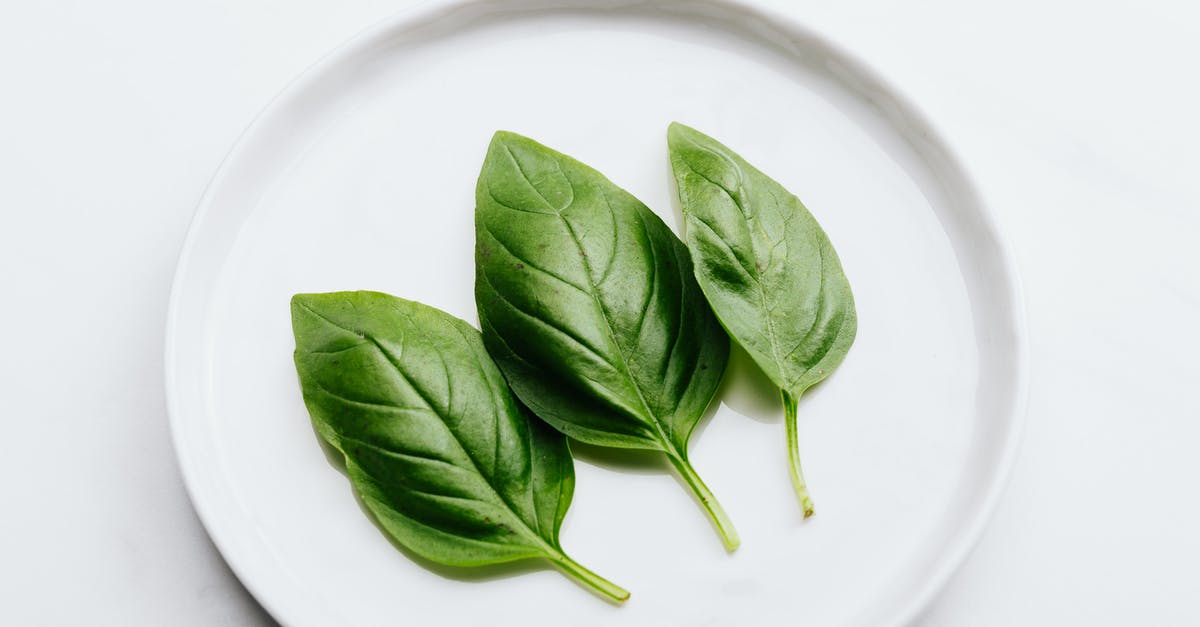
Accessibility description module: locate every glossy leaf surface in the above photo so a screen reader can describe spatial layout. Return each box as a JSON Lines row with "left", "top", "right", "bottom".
{"left": 474, "top": 132, "right": 738, "bottom": 550}
{"left": 668, "top": 123, "right": 858, "bottom": 517}
{"left": 292, "top": 291, "right": 626, "bottom": 601}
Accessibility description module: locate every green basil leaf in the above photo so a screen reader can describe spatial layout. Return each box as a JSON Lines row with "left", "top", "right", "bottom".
{"left": 474, "top": 131, "right": 738, "bottom": 551}
{"left": 668, "top": 123, "right": 858, "bottom": 518}
{"left": 291, "top": 291, "right": 627, "bottom": 602}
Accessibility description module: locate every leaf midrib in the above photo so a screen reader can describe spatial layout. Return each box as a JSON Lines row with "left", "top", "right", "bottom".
{"left": 502, "top": 150, "right": 686, "bottom": 458}
{"left": 366, "top": 335, "right": 548, "bottom": 545}
{"left": 557, "top": 209, "right": 687, "bottom": 458}
{"left": 296, "top": 302, "right": 553, "bottom": 551}
{"left": 681, "top": 148, "right": 842, "bottom": 395}
{"left": 679, "top": 153, "right": 789, "bottom": 388}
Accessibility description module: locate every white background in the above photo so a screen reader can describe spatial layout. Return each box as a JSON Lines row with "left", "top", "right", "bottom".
{"left": 1, "top": 0, "right": 1196, "bottom": 625}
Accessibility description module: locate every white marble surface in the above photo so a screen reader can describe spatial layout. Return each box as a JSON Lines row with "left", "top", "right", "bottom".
{"left": 1, "top": 0, "right": 1196, "bottom": 625}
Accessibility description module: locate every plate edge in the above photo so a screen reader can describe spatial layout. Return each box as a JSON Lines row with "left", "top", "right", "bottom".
{"left": 162, "top": 1, "right": 1031, "bottom": 625}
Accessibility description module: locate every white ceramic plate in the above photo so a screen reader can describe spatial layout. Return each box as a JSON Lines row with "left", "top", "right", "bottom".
{"left": 166, "top": 1, "right": 1027, "bottom": 625}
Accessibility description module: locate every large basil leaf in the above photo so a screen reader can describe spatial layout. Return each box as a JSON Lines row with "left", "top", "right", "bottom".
{"left": 291, "top": 291, "right": 627, "bottom": 602}
{"left": 474, "top": 132, "right": 738, "bottom": 550}
{"left": 668, "top": 123, "right": 858, "bottom": 518}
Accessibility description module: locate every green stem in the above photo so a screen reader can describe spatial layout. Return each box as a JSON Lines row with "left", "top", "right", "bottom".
{"left": 666, "top": 453, "right": 741, "bottom": 551}
{"left": 548, "top": 551, "right": 630, "bottom": 604}
{"left": 783, "top": 391, "right": 815, "bottom": 518}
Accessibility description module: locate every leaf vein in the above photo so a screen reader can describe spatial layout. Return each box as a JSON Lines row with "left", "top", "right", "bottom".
{"left": 480, "top": 224, "right": 591, "bottom": 295}
{"left": 554, "top": 196, "right": 681, "bottom": 452}
{"left": 477, "top": 268, "right": 618, "bottom": 371}
{"left": 361, "top": 334, "right": 542, "bottom": 544}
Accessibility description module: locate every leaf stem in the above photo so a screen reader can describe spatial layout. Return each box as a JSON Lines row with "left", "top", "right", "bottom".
{"left": 666, "top": 454, "right": 741, "bottom": 551}
{"left": 547, "top": 551, "right": 630, "bottom": 604}
{"left": 783, "top": 391, "right": 815, "bottom": 518}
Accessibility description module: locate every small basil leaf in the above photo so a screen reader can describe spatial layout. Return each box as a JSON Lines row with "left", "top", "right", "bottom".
{"left": 668, "top": 123, "right": 858, "bottom": 518}
{"left": 474, "top": 131, "right": 738, "bottom": 551}
{"left": 291, "top": 291, "right": 627, "bottom": 602}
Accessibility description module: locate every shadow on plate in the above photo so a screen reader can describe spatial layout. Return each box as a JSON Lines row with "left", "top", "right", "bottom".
{"left": 714, "top": 343, "right": 783, "bottom": 424}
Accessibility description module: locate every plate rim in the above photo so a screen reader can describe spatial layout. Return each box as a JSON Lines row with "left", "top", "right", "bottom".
{"left": 164, "top": 1, "right": 1029, "bottom": 624}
